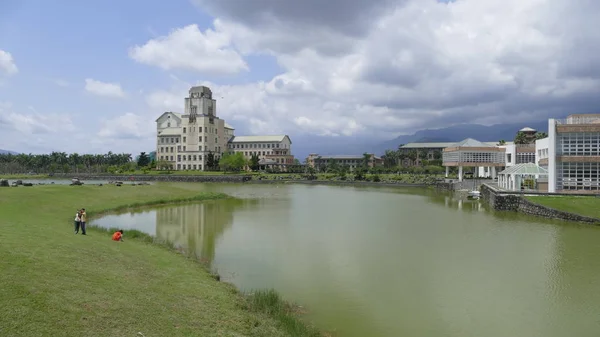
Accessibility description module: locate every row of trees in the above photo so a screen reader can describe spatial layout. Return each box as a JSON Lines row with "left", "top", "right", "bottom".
{"left": 0, "top": 152, "right": 134, "bottom": 174}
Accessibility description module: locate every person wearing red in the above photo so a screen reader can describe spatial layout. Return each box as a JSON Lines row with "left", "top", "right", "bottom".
{"left": 112, "top": 230, "right": 124, "bottom": 242}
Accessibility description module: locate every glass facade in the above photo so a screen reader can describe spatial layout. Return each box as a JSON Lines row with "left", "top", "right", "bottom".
{"left": 443, "top": 151, "right": 505, "bottom": 164}
{"left": 557, "top": 132, "right": 600, "bottom": 156}
{"left": 557, "top": 162, "right": 600, "bottom": 191}
{"left": 516, "top": 152, "right": 536, "bottom": 164}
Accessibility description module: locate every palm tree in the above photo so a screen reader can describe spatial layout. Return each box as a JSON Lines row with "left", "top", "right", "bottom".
{"left": 535, "top": 132, "right": 548, "bottom": 140}
{"left": 514, "top": 132, "right": 528, "bottom": 144}
{"left": 497, "top": 139, "right": 506, "bottom": 145}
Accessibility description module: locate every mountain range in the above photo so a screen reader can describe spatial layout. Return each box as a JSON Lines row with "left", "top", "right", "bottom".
{"left": 292, "top": 120, "right": 549, "bottom": 159}
{"left": 0, "top": 149, "right": 17, "bottom": 155}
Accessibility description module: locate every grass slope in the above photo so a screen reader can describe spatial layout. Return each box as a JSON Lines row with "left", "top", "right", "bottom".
{"left": 0, "top": 184, "right": 320, "bottom": 337}
{"left": 526, "top": 195, "right": 600, "bottom": 219}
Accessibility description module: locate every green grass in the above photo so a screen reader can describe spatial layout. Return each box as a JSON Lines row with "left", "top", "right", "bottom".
{"left": 526, "top": 195, "right": 600, "bottom": 219}
{"left": 0, "top": 183, "right": 321, "bottom": 337}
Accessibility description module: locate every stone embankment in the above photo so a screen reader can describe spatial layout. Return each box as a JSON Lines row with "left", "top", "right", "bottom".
{"left": 57, "top": 174, "right": 252, "bottom": 183}
{"left": 480, "top": 184, "right": 600, "bottom": 224}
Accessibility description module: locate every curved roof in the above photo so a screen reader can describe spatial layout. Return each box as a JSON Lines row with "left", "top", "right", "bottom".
{"left": 520, "top": 127, "right": 536, "bottom": 132}
{"left": 498, "top": 163, "right": 548, "bottom": 175}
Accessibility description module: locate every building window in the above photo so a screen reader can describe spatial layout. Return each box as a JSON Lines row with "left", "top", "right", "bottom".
{"left": 177, "top": 155, "right": 181, "bottom": 162}
{"left": 170, "top": 156, "right": 173, "bottom": 161}
{"left": 558, "top": 132, "right": 600, "bottom": 156}
{"left": 199, "top": 127, "right": 202, "bottom": 132}
{"left": 170, "top": 147, "right": 174, "bottom": 153}
{"left": 167, "top": 122, "right": 171, "bottom": 127}
{"left": 183, "top": 136, "right": 186, "bottom": 142}
{"left": 193, "top": 155, "right": 197, "bottom": 161}
{"left": 182, "top": 155, "right": 186, "bottom": 161}
{"left": 558, "top": 162, "right": 600, "bottom": 191}
{"left": 177, "top": 164, "right": 181, "bottom": 170}
{"left": 183, "top": 127, "right": 186, "bottom": 133}
{"left": 161, "top": 138, "right": 164, "bottom": 144}
{"left": 183, "top": 146, "right": 186, "bottom": 151}
{"left": 177, "top": 146, "right": 181, "bottom": 151}
{"left": 507, "top": 154, "right": 512, "bottom": 163}
{"left": 193, "top": 165, "right": 197, "bottom": 170}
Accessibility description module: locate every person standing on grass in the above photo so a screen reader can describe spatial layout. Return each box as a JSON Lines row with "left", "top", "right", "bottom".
{"left": 79, "top": 208, "right": 87, "bottom": 235}
{"left": 74, "top": 209, "right": 82, "bottom": 234}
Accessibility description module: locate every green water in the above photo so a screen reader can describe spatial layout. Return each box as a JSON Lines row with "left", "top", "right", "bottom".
{"left": 93, "top": 183, "right": 600, "bottom": 337}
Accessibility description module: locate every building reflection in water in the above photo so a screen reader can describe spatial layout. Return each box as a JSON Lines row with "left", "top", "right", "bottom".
{"left": 155, "top": 199, "right": 253, "bottom": 266}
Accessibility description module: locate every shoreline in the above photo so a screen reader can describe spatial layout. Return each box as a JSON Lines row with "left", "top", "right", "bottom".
{"left": 88, "top": 195, "right": 324, "bottom": 337}
{"left": 0, "top": 185, "right": 323, "bottom": 336}
{"left": 2, "top": 173, "right": 452, "bottom": 189}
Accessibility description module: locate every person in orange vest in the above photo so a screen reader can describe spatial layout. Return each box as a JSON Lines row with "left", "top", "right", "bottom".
{"left": 112, "top": 230, "right": 124, "bottom": 242}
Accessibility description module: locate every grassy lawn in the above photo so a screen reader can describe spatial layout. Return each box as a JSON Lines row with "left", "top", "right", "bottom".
{"left": 526, "top": 195, "right": 600, "bottom": 219}
{"left": 0, "top": 184, "right": 320, "bottom": 337}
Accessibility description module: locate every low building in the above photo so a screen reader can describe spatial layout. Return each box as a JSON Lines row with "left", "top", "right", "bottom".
{"left": 306, "top": 154, "right": 383, "bottom": 171}
{"left": 545, "top": 114, "right": 600, "bottom": 193}
{"left": 227, "top": 135, "right": 295, "bottom": 167}
{"left": 442, "top": 138, "right": 506, "bottom": 181}
{"left": 399, "top": 141, "right": 509, "bottom": 167}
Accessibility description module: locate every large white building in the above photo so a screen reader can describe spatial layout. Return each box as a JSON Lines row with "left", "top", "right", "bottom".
{"left": 156, "top": 86, "right": 294, "bottom": 171}
{"left": 544, "top": 114, "right": 600, "bottom": 193}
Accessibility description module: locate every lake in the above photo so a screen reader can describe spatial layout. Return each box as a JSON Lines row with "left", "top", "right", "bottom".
{"left": 92, "top": 183, "right": 600, "bottom": 337}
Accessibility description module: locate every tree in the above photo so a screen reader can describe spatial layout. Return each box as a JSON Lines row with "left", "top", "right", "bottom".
{"left": 206, "top": 152, "right": 215, "bottom": 171}
{"left": 433, "top": 150, "right": 442, "bottom": 161}
{"left": 156, "top": 160, "right": 172, "bottom": 172}
{"left": 498, "top": 139, "right": 506, "bottom": 145}
{"left": 383, "top": 149, "right": 398, "bottom": 168}
{"left": 249, "top": 154, "right": 260, "bottom": 171}
{"left": 219, "top": 152, "right": 246, "bottom": 172}
{"left": 362, "top": 153, "right": 371, "bottom": 169}
{"left": 514, "top": 131, "right": 528, "bottom": 144}
{"left": 137, "top": 152, "right": 150, "bottom": 167}
{"left": 407, "top": 150, "right": 417, "bottom": 164}
{"left": 536, "top": 132, "right": 548, "bottom": 140}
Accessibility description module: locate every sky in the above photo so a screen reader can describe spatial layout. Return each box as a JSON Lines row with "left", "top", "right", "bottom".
{"left": 0, "top": 0, "right": 599, "bottom": 155}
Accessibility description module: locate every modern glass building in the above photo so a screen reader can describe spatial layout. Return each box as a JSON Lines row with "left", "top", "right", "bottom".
{"left": 547, "top": 114, "right": 600, "bottom": 193}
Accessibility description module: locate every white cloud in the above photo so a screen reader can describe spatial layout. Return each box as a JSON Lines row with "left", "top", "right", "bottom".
{"left": 0, "top": 102, "right": 79, "bottom": 152}
{"left": 128, "top": 24, "right": 248, "bottom": 75}
{"left": 159, "top": 0, "right": 600, "bottom": 139}
{"left": 97, "top": 112, "right": 155, "bottom": 140}
{"left": 84, "top": 79, "right": 126, "bottom": 98}
{"left": 0, "top": 50, "right": 18, "bottom": 76}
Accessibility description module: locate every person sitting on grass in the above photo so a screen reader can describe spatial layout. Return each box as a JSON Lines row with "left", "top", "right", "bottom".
{"left": 112, "top": 230, "right": 124, "bottom": 242}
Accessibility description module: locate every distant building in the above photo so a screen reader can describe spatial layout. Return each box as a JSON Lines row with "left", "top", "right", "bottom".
{"left": 442, "top": 138, "right": 506, "bottom": 181}
{"left": 545, "top": 114, "right": 600, "bottom": 193}
{"left": 156, "top": 86, "right": 229, "bottom": 171}
{"left": 155, "top": 86, "right": 293, "bottom": 171}
{"left": 228, "top": 135, "right": 295, "bottom": 168}
{"left": 399, "top": 141, "right": 509, "bottom": 167}
{"left": 306, "top": 153, "right": 383, "bottom": 171}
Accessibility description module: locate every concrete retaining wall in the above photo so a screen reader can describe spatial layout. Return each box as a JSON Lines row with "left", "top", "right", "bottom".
{"left": 480, "top": 184, "right": 600, "bottom": 224}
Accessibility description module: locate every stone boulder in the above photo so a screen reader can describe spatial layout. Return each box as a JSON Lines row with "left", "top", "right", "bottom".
{"left": 0, "top": 179, "right": 8, "bottom": 187}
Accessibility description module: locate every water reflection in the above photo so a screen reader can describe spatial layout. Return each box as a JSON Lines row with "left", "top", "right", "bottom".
{"left": 92, "top": 198, "right": 260, "bottom": 265}
{"left": 91, "top": 183, "right": 600, "bottom": 337}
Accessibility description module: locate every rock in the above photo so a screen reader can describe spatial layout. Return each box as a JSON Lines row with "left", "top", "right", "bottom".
{"left": 15, "top": 180, "right": 23, "bottom": 185}
{"left": 23, "top": 183, "right": 33, "bottom": 187}
{"left": 0, "top": 179, "right": 8, "bottom": 187}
